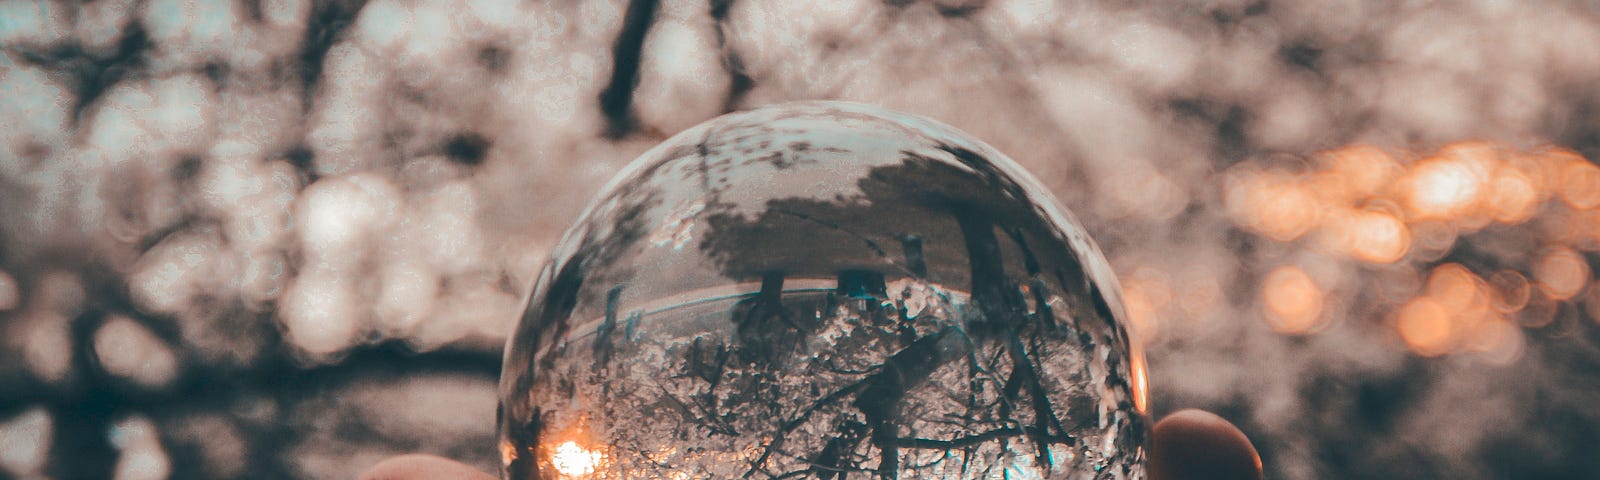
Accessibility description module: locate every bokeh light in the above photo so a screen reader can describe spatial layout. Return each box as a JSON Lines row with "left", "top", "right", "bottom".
{"left": 1464, "top": 318, "right": 1525, "bottom": 366}
{"left": 108, "top": 416, "right": 171, "bottom": 480}
{"left": 1485, "top": 167, "right": 1540, "bottom": 224}
{"left": 1262, "top": 265, "right": 1326, "bottom": 335}
{"left": 0, "top": 408, "right": 51, "bottom": 476}
{"left": 1226, "top": 169, "right": 1323, "bottom": 242}
{"left": 1121, "top": 265, "right": 1173, "bottom": 344}
{"left": 1557, "top": 153, "right": 1600, "bottom": 210}
{"left": 16, "top": 310, "right": 73, "bottom": 384}
{"left": 1332, "top": 207, "right": 1411, "bottom": 264}
{"left": 1396, "top": 296, "right": 1454, "bottom": 357}
{"left": 1533, "top": 246, "right": 1590, "bottom": 301}
{"left": 93, "top": 315, "right": 180, "bottom": 389}
{"left": 1222, "top": 140, "right": 1599, "bottom": 365}
{"left": 1403, "top": 152, "right": 1488, "bottom": 221}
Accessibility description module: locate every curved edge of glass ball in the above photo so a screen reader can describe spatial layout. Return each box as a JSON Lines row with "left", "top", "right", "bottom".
{"left": 498, "top": 101, "right": 1150, "bottom": 479}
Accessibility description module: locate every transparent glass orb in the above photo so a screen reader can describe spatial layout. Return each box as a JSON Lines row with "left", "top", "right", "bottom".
{"left": 499, "top": 102, "right": 1149, "bottom": 479}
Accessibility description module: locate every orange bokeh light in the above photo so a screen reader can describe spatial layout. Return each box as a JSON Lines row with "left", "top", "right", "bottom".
{"left": 1403, "top": 155, "right": 1488, "bottom": 221}
{"left": 1533, "top": 247, "right": 1590, "bottom": 300}
{"left": 1262, "top": 265, "right": 1325, "bottom": 334}
{"left": 1319, "top": 145, "right": 1402, "bottom": 200}
{"left": 1122, "top": 285, "right": 1161, "bottom": 344}
{"left": 1255, "top": 180, "right": 1322, "bottom": 241}
{"left": 1230, "top": 142, "right": 1596, "bottom": 261}
{"left": 1120, "top": 266, "right": 1173, "bottom": 344}
{"left": 1340, "top": 208, "right": 1411, "bottom": 264}
{"left": 1396, "top": 296, "right": 1453, "bottom": 357}
{"left": 1485, "top": 167, "right": 1540, "bottom": 224}
{"left": 1426, "top": 264, "right": 1489, "bottom": 313}
{"left": 501, "top": 440, "right": 521, "bottom": 468}
{"left": 1557, "top": 156, "right": 1600, "bottom": 210}
{"left": 1222, "top": 141, "right": 1600, "bottom": 358}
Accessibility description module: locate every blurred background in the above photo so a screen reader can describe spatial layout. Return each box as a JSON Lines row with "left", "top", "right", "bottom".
{"left": 3, "top": 0, "right": 1600, "bottom": 478}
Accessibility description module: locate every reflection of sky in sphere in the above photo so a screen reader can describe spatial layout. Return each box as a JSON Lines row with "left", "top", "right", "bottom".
{"left": 1, "top": 0, "right": 1599, "bottom": 479}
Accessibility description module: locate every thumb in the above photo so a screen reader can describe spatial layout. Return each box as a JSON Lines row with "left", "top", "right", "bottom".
{"left": 1148, "top": 409, "right": 1263, "bottom": 480}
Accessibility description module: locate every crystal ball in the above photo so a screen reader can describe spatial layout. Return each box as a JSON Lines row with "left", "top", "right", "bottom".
{"left": 498, "top": 102, "right": 1148, "bottom": 479}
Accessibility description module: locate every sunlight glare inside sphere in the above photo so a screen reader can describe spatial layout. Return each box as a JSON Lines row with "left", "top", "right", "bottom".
{"left": 499, "top": 102, "right": 1148, "bottom": 479}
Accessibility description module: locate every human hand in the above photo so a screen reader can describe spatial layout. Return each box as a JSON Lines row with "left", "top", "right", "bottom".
{"left": 359, "top": 409, "right": 1260, "bottom": 480}
{"left": 1147, "top": 409, "right": 1262, "bottom": 480}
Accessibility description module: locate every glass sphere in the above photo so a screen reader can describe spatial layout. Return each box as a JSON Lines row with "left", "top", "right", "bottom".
{"left": 499, "top": 102, "right": 1148, "bottom": 479}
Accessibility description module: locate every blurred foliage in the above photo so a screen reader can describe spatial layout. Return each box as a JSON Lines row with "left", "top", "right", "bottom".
{"left": 2, "top": 0, "right": 1600, "bottom": 478}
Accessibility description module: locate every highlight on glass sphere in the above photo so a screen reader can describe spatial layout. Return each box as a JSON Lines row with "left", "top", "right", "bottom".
{"left": 498, "top": 102, "right": 1148, "bottom": 479}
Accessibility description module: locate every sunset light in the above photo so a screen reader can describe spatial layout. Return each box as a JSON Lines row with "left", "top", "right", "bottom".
{"left": 551, "top": 441, "right": 604, "bottom": 478}
{"left": 1218, "top": 140, "right": 1597, "bottom": 362}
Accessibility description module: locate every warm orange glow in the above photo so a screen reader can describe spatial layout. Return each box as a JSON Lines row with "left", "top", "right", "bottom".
{"left": 1422, "top": 264, "right": 1497, "bottom": 341}
{"left": 1557, "top": 157, "right": 1600, "bottom": 210}
{"left": 501, "top": 440, "right": 520, "bottom": 467}
{"left": 1404, "top": 155, "right": 1487, "bottom": 220}
{"left": 1532, "top": 152, "right": 1569, "bottom": 206}
{"left": 1254, "top": 180, "right": 1322, "bottom": 241}
{"left": 1262, "top": 265, "right": 1325, "bottom": 334}
{"left": 551, "top": 441, "right": 605, "bottom": 477}
{"left": 1122, "top": 285, "right": 1160, "bottom": 344}
{"left": 1341, "top": 209, "right": 1411, "bottom": 263}
{"left": 1396, "top": 297, "right": 1453, "bottom": 356}
{"left": 1533, "top": 247, "right": 1590, "bottom": 300}
{"left": 1446, "top": 142, "right": 1504, "bottom": 229}
{"left": 1129, "top": 267, "right": 1174, "bottom": 308}
{"left": 1485, "top": 167, "right": 1540, "bottom": 224}
{"left": 1438, "top": 141, "right": 1500, "bottom": 164}
{"left": 1120, "top": 267, "right": 1173, "bottom": 344}
{"left": 1319, "top": 145, "right": 1402, "bottom": 200}
{"left": 1229, "top": 142, "right": 1590, "bottom": 260}
{"left": 1129, "top": 342, "right": 1150, "bottom": 415}
{"left": 1222, "top": 140, "right": 1600, "bottom": 357}
{"left": 1305, "top": 171, "right": 1354, "bottom": 206}
{"left": 1426, "top": 264, "right": 1488, "bottom": 313}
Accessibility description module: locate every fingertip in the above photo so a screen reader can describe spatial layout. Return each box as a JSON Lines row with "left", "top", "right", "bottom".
{"left": 1149, "top": 409, "right": 1262, "bottom": 480}
{"left": 358, "top": 454, "right": 498, "bottom": 480}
